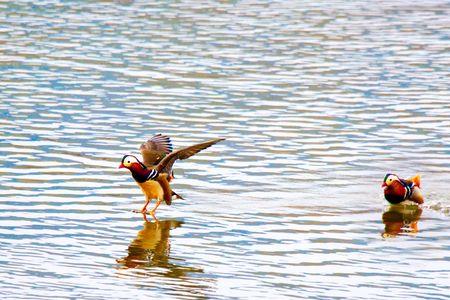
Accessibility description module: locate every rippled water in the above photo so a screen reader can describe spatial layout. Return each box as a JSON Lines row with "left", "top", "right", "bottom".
{"left": 1, "top": 1, "right": 449, "bottom": 299}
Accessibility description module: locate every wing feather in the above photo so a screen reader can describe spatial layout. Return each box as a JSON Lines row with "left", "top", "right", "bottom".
{"left": 407, "top": 174, "right": 421, "bottom": 188}
{"left": 140, "top": 134, "right": 173, "bottom": 167}
{"left": 156, "top": 138, "right": 225, "bottom": 174}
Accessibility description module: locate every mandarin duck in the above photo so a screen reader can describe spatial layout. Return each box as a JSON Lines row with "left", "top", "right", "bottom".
{"left": 119, "top": 134, "right": 224, "bottom": 218}
{"left": 382, "top": 173, "right": 423, "bottom": 204}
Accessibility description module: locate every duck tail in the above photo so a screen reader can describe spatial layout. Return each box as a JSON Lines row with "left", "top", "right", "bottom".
{"left": 172, "top": 190, "right": 184, "bottom": 200}
{"left": 409, "top": 174, "right": 421, "bottom": 188}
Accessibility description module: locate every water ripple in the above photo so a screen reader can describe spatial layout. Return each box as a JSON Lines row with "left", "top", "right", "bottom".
{"left": 1, "top": 0, "right": 449, "bottom": 299}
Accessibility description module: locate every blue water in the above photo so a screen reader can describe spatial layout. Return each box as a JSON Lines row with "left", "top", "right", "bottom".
{"left": 0, "top": 1, "right": 449, "bottom": 299}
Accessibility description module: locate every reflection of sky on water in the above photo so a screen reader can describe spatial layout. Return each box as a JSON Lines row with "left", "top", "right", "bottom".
{"left": 0, "top": 1, "right": 449, "bottom": 299}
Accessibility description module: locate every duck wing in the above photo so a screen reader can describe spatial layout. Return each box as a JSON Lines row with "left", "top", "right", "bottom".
{"left": 139, "top": 134, "right": 173, "bottom": 167}
{"left": 155, "top": 138, "right": 224, "bottom": 174}
{"left": 407, "top": 174, "right": 421, "bottom": 188}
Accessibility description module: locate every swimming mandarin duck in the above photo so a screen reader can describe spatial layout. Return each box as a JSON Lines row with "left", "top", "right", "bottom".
{"left": 119, "top": 134, "right": 224, "bottom": 218}
{"left": 382, "top": 174, "right": 424, "bottom": 204}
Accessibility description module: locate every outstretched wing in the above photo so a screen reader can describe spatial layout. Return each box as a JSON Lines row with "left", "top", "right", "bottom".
{"left": 155, "top": 138, "right": 225, "bottom": 174}
{"left": 139, "top": 134, "right": 173, "bottom": 167}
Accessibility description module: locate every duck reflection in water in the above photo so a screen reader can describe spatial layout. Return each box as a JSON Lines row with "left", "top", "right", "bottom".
{"left": 117, "top": 219, "right": 203, "bottom": 277}
{"left": 382, "top": 204, "right": 422, "bottom": 238}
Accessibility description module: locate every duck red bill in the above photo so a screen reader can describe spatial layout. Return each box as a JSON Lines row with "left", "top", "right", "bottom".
{"left": 118, "top": 163, "right": 125, "bottom": 169}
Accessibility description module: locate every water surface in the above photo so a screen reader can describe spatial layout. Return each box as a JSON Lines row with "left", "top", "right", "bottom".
{"left": 0, "top": 1, "right": 449, "bottom": 299}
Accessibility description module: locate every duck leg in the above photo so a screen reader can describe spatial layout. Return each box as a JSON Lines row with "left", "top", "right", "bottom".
{"left": 141, "top": 197, "right": 151, "bottom": 213}
{"left": 149, "top": 198, "right": 163, "bottom": 219}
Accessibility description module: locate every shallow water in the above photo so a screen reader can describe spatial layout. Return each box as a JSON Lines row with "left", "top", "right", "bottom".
{"left": 1, "top": 0, "right": 449, "bottom": 299}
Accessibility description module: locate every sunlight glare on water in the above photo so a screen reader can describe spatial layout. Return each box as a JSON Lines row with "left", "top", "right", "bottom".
{"left": 0, "top": 0, "right": 449, "bottom": 299}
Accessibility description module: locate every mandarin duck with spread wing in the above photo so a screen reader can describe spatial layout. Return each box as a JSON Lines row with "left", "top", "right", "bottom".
{"left": 382, "top": 173, "right": 424, "bottom": 204}
{"left": 119, "top": 134, "right": 224, "bottom": 218}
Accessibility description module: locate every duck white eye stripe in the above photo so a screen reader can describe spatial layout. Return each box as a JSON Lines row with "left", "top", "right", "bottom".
{"left": 146, "top": 169, "right": 158, "bottom": 180}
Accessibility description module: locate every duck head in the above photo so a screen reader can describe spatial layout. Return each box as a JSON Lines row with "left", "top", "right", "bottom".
{"left": 119, "top": 155, "right": 147, "bottom": 171}
{"left": 382, "top": 173, "right": 400, "bottom": 188}
{"left": 119, "top": 155, "right": 157, "bottom": 183}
